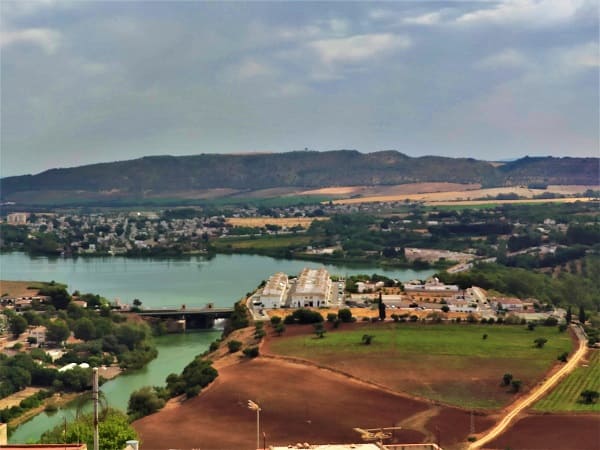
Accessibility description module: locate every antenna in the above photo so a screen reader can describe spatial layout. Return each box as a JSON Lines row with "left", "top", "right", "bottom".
{"left": 93, "top": 367, "right": 99, "bottom": 450}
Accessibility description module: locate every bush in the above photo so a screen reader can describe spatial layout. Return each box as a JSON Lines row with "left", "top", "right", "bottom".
{"left": 243, "top": 346, "right": 259, "bottom": 358}
{"left": 227, "top": 340, "right": 242, "bottom": 353}
{"left": 338, "top": 308, "right": 353, "bottom": 323}
{"left": 327, "top": 313, "right": 338, "bottom": 323}
{"left": 209, "top": 341, "right": 220, "bottom": 352}
{"left": 270, "top": 316, "right": 282, "bottom": 326}
{"left": 288, "top": 308, "right": 323, "bottom": 324}
{"left": 127, "top": 386, "right": 166, "bottom": 421}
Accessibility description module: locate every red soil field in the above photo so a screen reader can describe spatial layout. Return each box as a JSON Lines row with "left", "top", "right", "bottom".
{"left": 485, "top": 414, "right": 600, "bottom": 450}
{"left": 135, "top": 358, "right": 439, "bottom": 449}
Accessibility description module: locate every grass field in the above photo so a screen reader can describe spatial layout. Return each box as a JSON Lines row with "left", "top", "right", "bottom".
{"left": 212, "top": 234, "right": 313, "bottom": 250}
{"left": 268, "top": 323, "right": 573, "bottom": 409}
{"left": 533, "top": 350, "right": 600, "bottom": 413}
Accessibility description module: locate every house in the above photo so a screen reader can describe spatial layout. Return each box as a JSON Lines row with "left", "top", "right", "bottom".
{"left": 28, "top": 326, "right": 47, "bottom": 345}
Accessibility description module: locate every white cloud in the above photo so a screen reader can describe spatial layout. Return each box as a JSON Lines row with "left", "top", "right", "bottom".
{"left": 236, "top": 59, "right": 273, "bottom": 79}
{"left": 0, "top": 28, "right": 61, "bottom": 53}
{"left": 403, "top": 12, "right": 443, "bottom": 26}
{"left": 559, "top": 41, "right": 600, "bottom": 69}
{"left": 477, "top": 49, "right": 530, "bottom": 69}
{"left": 309, "top": 33, "right": 411, "bottom": 65}
{"left": 455, "top": 0, "right": 589, "bottom": 27}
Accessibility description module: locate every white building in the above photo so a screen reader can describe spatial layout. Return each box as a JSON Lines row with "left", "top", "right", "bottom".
{"left": 28, "top": 326, "right": 47, "bottom": 345}
{"left": 6, "top": 213, "right": 29, "bottom": 225}
{"left": 290, "top": 268, "right": 332, "bottom": 308}
{"left": 259, "top": 272, "right": 289, "bottom": 308}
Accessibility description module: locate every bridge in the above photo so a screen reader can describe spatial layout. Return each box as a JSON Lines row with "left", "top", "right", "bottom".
{"left": 126, "top": 305, "right": 233, "bottom": 331}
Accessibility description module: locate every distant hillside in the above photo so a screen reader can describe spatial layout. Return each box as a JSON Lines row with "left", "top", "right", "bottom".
{"left": 1, "top": 151, "right": 597, "bottom": 205}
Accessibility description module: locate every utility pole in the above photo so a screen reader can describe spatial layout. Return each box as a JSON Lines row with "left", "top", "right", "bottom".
{"left": 93, "top": 367, "right": 99, "bottom": 450}
{"left": 247, "top": 400, "right": 261, "bottom": 450}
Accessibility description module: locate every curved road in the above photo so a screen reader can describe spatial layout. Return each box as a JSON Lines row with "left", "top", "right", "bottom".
{"left": 469, "top": 325, "right": 588, "bottom": 450}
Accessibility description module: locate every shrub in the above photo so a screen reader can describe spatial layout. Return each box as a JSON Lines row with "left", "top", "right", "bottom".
{"left": 338, "top": 308, "right": 353, "bottom": 323}
{"left": 557, "top": 352, "right": 568, "bottom": 362}
{"left": 243, "top": 346, "right": 259, "bottom": 358}
{"left": 270, "top": 316, "right": 282, "bottom": 326}
{"left": 391, "top": 313, "right": 399, "bottom": 322}
{"left": 290, "top": 308, "right": 323, "bottom": 324}
{"left": 227, "top": 340, "right": 242, "bottom": 353}
{"left": 361, "top": 334, "right": 374, "bottom": 345}
{"left": 209, "top": 341, "right": 220, "bottom": 352}
{"left": 327, "top": 313, "right": 338, "bottom": 323}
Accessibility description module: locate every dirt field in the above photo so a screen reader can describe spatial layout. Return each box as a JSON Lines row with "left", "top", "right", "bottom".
{"left": 0, "top": 387, "right": 41, "bottom": 409}
{"left": 226, "top": 217, "right": 327, "bottom": 228}
{"left": 331, "top": 184, "right": 598, "bottom": 205}
{"left": 135, "top": 358, "right": 431, "bottom": 449}
{"left": 0, "top": 280, "right": 42, "bottom": 298}
{"left": 485, "top": 414, "right": 600, "bottom": 450}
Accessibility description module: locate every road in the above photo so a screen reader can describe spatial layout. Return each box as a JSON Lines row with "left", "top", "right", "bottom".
{"left": 469, "top": 325, "right": 588, "bottom": 450}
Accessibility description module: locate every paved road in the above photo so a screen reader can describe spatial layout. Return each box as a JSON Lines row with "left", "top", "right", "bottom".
{"left": 469, "top": 325, "right": 588, "bottom": 450}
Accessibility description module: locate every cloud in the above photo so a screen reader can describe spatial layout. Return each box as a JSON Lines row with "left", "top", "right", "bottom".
{"left": 403, "top": 12, "right": 442, "bottom": 26}
{"left": 477, "top": 49, "right": 530, "bottom": 69}
{"left": 236, "top": 59, "right": 274, "bottom": 79}
{"left": 455, "top": 0, "right": 589, "bottom": 27}
{"left": 0, "top": 28, "right": 61, "bottom": 53}
{"left": 309, "top": 33, "right": 411, "bottom": 65}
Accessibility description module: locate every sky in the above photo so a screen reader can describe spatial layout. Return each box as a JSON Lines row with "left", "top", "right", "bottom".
{"left": 1, "top": 0, "right": 598, "bottom": 177}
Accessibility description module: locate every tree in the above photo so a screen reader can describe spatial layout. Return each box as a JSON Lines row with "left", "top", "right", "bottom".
{"left": 565, "top": 306, "right": 572, "bottom": 324}
{"left": 40, "top": 408, "right": 137, "bottom": 450}
{"left": 534, "top": 337, "right": 548, "bottom": 348}
{"left": 482, "top": 334, "right": 488, "bottom": 340}
{"left": 361, "top": 334, "right": 374, "bottom": 345}
{"left": 133, "top": 299, "right": 142, "bottom": 307}
{"left": 73, "top": 318, "right": 96, "bottom": 341}
{"left": 557, "top": 352, "right": 568, "bottom": 362}
{"left": 378, "top": 292, "right": 386, "bottom": 321}
{"left": 227, "top": 340, "right": 242, "bottom": 353}
{"left": 511, "top": 379, "right": 522, "bottom": 392}
{"left": 127, "top": 386, "right": 166, "bottom": 421}
{"left": 9, "top": 315, "right": 27, "bottom": 338}
{"left": 327, "top": 313, "right": 338, "bottom": 323}
{"left": 441, "top": 305, "right": 450, "bottom": 313}
{"left": 502, "top": 373, "right": 513, "bottom": 386}
{"left": 338, "top": 308, "right": 353, "bottom": 323}
{"left": 270, "top": 316, "right": 282, "bottom": 326}
{"left": 580, "top": 390, "right": 599, "bottom": 404}
{"left": 579, "top": 305, "right": 586, "bottom": 324}
{"left": 314, "top": 323, "right": 326, "bottom": 339}
{"left": 275, "top": 323, "right": 286, "bottom": 336}
{"left": 47, "top": 320, "right": 70, "bottom": 344}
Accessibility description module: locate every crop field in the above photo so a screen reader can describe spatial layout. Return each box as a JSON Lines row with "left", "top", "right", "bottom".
{"left": 267, "top": 323, "right": 573, "bottom": 409}
{"left": 212, "top": 234, "right": 313, "bottom": 250}
{"left": 226, "top": 217, "right": 327, "bottom": 229}
{"left": 533, "top": 349, "right": 600, "bottom": 413}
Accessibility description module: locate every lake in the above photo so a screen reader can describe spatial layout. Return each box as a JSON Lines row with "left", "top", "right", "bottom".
{"left": 2, "top": 252, "right": 434, "bottom": 442}
{"left": 0, "top": 252, "right": 434, "bottom": 308}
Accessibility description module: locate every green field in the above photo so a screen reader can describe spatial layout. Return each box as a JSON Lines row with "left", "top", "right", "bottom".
{"left": 268, "top": 323, "right": 573, "bottom": 409}
{"left": 212, "top": 234, "right": 313, "bottom": 251}
{"left": 533, "top": 350, "right": 600, "bottom": 413}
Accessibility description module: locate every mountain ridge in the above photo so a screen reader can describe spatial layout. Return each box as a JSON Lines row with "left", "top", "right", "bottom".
{"left": 1, "top": 150, "right": 598, "bottom": 205}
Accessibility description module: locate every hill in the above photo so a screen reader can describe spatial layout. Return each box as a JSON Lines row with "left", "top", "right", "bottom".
{"left": 1, "top": 151, "right": 597, "bottom": 206}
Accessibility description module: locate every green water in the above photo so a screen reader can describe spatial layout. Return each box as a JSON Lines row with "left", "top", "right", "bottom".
{"left": 8, "top": 330, "right": 221, "bottom": 443}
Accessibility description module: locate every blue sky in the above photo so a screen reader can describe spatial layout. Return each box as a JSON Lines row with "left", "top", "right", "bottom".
{"left": 1, "top": 0, "right": 598, "bottom": 177}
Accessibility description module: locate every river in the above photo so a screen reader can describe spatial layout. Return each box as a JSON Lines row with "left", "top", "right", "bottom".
{"left": 2, "top": 252, "right": 434, "bottom": 442}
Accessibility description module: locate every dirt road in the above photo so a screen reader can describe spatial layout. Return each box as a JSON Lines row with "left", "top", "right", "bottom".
{"left": 469, "top": 325, "right": 589, "bottom": 449}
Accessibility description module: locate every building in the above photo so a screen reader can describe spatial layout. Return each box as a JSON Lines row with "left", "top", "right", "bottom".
{"left": 6, "top": 213, "right": 29, "bottom": 225}
{"left": 28, "top": 326, "right": 47, "bottom": 345}
{"left": 259, "top": 272, "right": 289, "bottom": 308}
{"left": 290, "top": 268, "right": 332, "bottom": 308}
{"left": 403, "top": 278, "right": 459, "bottom": 296}
{"left": 494, "top": 297, "right": 524, "bottom": 311}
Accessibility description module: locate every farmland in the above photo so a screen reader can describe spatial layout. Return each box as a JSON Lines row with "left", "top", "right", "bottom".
{"left": 533, "top": 349, "right": 600, "bottom": 413}
{"left": 225, "top": 216, "right": 327, "bottom": 229}
{"left": 212, "top": 234, "right": 313, "bottom": 251}
{"left": 266, "top": 323, "right": 573, "bottom": 409}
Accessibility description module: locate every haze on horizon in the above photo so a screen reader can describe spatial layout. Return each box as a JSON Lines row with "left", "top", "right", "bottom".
{"left": 1, "top": 0, "right": 598, "bottom": 178}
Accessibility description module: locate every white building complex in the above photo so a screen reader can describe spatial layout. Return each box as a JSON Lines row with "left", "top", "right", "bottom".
{"left": 259, "top": 272, "right": 289, "bottom": 308}
{"left": 290, "top": 268, "right": 332, "bottom": 308}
